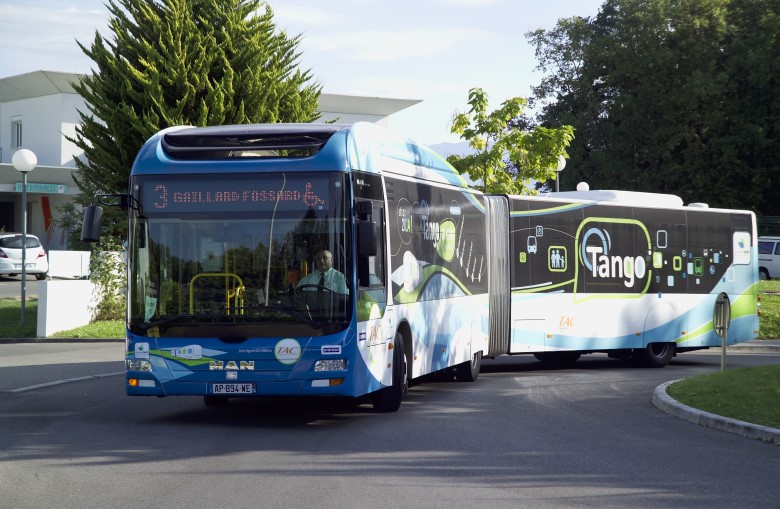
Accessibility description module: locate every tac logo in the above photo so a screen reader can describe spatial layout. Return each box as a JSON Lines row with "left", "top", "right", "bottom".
{"left": 275, "top": 338, "right": 302, "bottom": 365}
{"left": 559, "top": 316, "right": 576, "bottom": 328}
{"left": 577, "top": 219, "right": 651, "bottom": 291}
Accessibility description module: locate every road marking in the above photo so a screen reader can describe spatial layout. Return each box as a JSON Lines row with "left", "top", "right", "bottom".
{"left": 6, "top": 371, "right": 123, "bottom": 394}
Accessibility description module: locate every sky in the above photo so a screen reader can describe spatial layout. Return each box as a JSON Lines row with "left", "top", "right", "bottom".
{"left": 0, "top": 0, "right": 605, "bottom": 146}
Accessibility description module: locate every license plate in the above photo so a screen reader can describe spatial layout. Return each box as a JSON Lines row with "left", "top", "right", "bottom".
{"left": 210, "top": 383, "right": 256, "bottom": 395}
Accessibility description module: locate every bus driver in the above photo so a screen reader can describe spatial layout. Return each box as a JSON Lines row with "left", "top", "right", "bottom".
{"left": 297, "top": 249, "right": 349, "bottom": 295}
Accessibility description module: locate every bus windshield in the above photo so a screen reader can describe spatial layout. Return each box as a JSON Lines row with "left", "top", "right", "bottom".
{"left": 127, "top": 172, "right": 352, "bottom": 337}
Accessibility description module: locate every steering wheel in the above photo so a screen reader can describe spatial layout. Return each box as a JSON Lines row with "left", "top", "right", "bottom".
{"left": 292, "top": 284, "right": 335, "bottom": 295}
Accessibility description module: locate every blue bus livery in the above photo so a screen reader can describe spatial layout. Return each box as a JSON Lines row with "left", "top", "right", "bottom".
{"left": 82, "top": 122, "right": 759, "bottom": 411}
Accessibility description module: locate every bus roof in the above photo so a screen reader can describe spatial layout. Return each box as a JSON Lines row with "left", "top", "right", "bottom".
{"left": 132, "top": 122, "right": 470, "bottom": 188}
{"left": 549, "top": 189, "right": 685, "bottom": 208}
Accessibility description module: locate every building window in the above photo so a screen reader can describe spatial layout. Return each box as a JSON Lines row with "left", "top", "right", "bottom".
{"left": 12, "top": 117, "right": 22, "bottom": 148}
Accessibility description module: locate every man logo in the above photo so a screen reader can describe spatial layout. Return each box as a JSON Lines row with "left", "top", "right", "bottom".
{"left": 209, "top": 360, "right": 255, "bottom": 370}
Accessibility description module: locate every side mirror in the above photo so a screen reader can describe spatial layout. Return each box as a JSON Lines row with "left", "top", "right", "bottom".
{"left": 356, "top": 221, "right": 377, "bottom": 256}
{"left": 81, "top": 205, "right": 104, "bottom": 243}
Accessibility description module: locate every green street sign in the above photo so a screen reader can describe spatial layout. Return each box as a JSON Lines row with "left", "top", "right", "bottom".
{"left": 15, "top": 182, "right": 68, "bottom": 194}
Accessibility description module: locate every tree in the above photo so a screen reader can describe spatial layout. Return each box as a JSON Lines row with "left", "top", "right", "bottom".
{"left": 718, "top": 0, "right": 780, "bottom": 215}
{"left": 64, "top": 0, "right": 322, "bottom": 243}
{"left": 528, "top": 0, "right": 780, "bottom": 213}
{"left": 448, "top": 88, "right": 575, "bottom": 194}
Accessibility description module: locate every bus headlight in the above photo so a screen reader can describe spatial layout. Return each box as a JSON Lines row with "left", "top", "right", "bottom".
{"left": 126, "top": 359, "right": 153, "bottom": 372}
{"left": 314, "top": 359, "right": 347, "bottom": 372}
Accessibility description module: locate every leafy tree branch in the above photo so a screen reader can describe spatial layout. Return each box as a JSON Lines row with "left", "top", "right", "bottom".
{"left": 448, "top": 88, "right": 574, "bottom": 194}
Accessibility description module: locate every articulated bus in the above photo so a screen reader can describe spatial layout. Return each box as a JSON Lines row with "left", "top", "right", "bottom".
{"left": 82, "top": 122, "right": 758, "bottom": 411}
{"left": 499, "top": 191, "right": 758, "bottom": 367}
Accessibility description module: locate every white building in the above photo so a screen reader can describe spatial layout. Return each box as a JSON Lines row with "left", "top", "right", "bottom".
{"left": 0, "top": 70, "right": 419, "bottom": 250}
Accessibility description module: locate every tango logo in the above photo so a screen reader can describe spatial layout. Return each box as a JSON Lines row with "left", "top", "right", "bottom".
{"left": 578, "top": 220, "right": 651, "bottom": 290}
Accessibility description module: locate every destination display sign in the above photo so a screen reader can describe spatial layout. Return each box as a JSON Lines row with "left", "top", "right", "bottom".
{"left": 141, "top": 176, "right": 330, "bottom": 213}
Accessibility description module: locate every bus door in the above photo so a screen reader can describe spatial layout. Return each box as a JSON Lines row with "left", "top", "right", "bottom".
{"left": 354, "top": 174, "right": 393, "bottom": 387}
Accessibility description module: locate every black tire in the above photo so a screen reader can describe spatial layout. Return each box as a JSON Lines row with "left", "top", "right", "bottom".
{"left": 533, "top": 351, "right": 581, "bottom": 367}
{"left": 759, "top": 268, "right": 769, "bottom": 280}
{"left": 372, "top": 333, "right": 407, "bottom": 412}
{"left": 35, "top": 273, "right": 47, "bottom": 281}
{"left": 634, "top": 342, "right": 675, "bottom": 368}
{"left": 455, "top": 351, "right": 482, "bottom": 382}
{"left": 203, "top": 395, "right": 229, "bottom": 407}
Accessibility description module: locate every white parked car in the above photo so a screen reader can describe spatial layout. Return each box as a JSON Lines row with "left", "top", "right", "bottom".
{"left": 0, "top": 233, "right": 49, "bottom": 280}
{"left": 758, "top": 236, "right": 780, "bottom": 280}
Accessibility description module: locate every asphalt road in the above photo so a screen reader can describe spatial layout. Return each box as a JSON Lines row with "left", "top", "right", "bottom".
{"left": 1, "top": 346, "right": 778, "bottom": 509}
{"left": 0, "top": 342, "right": 123, "bottom": 392}
{"left": 0, "top": 275, "right": 39, "bottom": 299}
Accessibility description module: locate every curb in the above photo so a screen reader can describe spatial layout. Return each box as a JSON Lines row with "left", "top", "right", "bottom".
{"left": 726, "top": 344, "right": 780, "bottom": 353}
{"left": 652, "top": 380, "right": 780, "bottom": 445}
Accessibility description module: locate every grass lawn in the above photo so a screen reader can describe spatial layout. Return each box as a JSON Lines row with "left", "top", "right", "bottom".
{"left": 0, "top": 298, "right": 124, "bottom": 339}
{"left": 667, "top": 365, "right": 780, "bottom": 428}
{"left": 50, "top": 320, "right": 125, "bottom": 339}
{"left": 758, "top": 279, "right": 780, "bottom": 338}
{"left": 0, "top": 298, "right": 38, "bottom": 338}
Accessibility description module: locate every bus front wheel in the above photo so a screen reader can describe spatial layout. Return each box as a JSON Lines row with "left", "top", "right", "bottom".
{"left": 372, "top": 333, "right": 407, "bottom": 412}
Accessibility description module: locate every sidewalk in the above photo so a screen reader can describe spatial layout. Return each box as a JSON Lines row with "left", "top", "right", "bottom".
{"left": 726, "top": 339, "right": 780, "bottom": 352}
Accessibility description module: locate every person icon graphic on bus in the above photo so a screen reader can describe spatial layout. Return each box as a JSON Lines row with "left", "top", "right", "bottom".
{"left": 549, "top": 247, "right": 566, "bottom": 271}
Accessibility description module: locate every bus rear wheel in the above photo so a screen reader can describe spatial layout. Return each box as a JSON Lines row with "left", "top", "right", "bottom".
{"left": 455, "top": 351, "right": 482, "bottom": 382}
{"left": 634, "top": 342, "right": 675, "bottom": 368}
{"left": 372, "top": 333, "right": 407, "bottom": 412}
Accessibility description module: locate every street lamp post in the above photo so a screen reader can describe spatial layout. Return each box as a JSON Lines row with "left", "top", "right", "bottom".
{"left": 554, "top": 155, "right": 566, "bottom": 193}
{"left": 12, "top": 149, "right": 37, "bottom": 325}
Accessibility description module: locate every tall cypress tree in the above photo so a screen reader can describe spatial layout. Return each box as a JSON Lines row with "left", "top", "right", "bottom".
{"left": 65, "top": 0, "right": 321, "bottom": 241}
